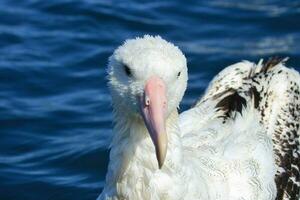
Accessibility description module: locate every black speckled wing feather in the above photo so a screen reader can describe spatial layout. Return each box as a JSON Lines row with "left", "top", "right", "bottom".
{"left": 250, "top": 58, "right": 300, "bottom": 200}
{"left": 197, "top": 58, "right": 300, "bottom": 200}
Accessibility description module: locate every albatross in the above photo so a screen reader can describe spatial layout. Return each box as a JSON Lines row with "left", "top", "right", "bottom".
{"left": 98, "top": 35, "right": 300, "bottom": 200}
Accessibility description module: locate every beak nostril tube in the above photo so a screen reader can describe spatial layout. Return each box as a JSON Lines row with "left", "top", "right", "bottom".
{"left": 145, "top": 95, "right": 150, "bottom": 106}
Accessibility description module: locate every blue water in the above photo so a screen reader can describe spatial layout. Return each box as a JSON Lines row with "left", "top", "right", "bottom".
{"left": 1, "top": 1, "right": 300, "bottom": 199}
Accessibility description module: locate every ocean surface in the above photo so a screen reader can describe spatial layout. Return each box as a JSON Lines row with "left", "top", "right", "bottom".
{"left": 0, "top": 0, "right": 300, "bottom": 199}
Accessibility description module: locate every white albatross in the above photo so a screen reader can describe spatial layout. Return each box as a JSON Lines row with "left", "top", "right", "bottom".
{"left": 98, "top": 35, "right": 300, "bottom": 200}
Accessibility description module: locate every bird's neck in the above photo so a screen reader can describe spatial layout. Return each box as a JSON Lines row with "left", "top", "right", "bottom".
{"left": 104, "top": 110, "right": 188, "bottom": 199}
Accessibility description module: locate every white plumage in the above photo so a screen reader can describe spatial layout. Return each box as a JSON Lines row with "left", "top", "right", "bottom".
{"left": 98, "top": 35, "right": 300, "bottom": 200}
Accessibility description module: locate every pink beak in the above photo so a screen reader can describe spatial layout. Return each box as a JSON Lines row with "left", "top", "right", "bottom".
{"left": 139, "top": 76, "right": 168, "bottom": 169}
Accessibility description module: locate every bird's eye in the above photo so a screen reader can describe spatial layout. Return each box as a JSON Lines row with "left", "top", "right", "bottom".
{"left": 124, "top": 64, "right": 132, "bottom": 77}
{"left": 177, "top": 71, "right": 181, "bottom": 78}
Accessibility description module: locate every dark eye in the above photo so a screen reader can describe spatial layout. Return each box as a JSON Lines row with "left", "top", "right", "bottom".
{"left": 124, "top": 64, "right": 132, "bottom": 77}
{"left": 177, "top": 71, "right": 181, "bottom": 78}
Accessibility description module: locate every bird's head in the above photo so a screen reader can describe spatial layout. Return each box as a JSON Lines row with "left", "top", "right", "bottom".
{"left": 107, "top": 35, "right": 187, "bottom": 168}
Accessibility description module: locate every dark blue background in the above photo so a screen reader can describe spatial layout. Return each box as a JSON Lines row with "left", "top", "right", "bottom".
{"left": 0, "top": 1, "right": 299, "bottom": 199}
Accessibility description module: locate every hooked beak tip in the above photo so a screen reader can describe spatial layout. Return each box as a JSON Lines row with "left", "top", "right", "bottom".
{"left": 158, "top": 162, "right": 163, "bottom": 169}
{"left": 156, "top": 138, "right": 167, "bottom": 169}
{"left": 157, "top": 155, "right": 166, "bottom": 169}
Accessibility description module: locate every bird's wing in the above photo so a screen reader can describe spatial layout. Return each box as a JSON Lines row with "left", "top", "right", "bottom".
{"left": 244, "top": 58, "right": 300, "bottom": 200}
{"left": 180, "top": 58, "right": 300, "bottom": 200}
